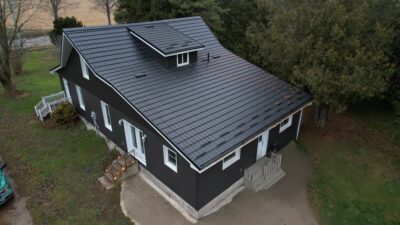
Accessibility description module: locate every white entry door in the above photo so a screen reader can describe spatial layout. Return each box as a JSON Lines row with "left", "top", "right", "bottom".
{"left": 123, "top": 120, "right": 146, "bottom": 166}
{"left": 256, "top": 130, "right": 269, "bottom": 160}
{"left": 62, "top": 78, "right": 72, "bottom": 103}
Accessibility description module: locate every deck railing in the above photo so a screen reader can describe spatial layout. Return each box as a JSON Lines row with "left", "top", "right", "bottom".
{"left": 34, "top": 91, "right": 71, "bottom": 121}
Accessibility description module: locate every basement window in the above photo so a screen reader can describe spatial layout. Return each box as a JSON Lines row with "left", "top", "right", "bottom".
{"left": 279, "top": 115, "right": 293, "bottom": 133}
{"left": 79, "top": 55, "right": 90, "bottom": 80}
{"left": 176, "top": 52, "right": 189, "bottom": 67}
{"left": 163, "top": 145, "right": 177, "bottom": 172}
{"left": 101, "top": 101, "right": 112, "bottom": 131}
{"left": 222, "top": 148, "right": 241, "bottom": 170}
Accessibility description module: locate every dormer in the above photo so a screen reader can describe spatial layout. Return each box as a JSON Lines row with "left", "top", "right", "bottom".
{"left": 127, "top": 23, "right": 204, "bottom": 68}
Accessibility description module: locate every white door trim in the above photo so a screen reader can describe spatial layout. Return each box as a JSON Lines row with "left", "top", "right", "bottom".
{"left": 123, "top": 120, "right": 146, "bottom": 166}
{"left": 256, "top": 130, "right": 269, "bottom": 160}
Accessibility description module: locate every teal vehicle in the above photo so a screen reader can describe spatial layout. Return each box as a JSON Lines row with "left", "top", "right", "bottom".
{"left": 0, "top": 164, "right": 13, "bottom": 205}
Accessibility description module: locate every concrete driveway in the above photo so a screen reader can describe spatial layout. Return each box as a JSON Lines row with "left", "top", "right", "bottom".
{"left": 120, "top": 142, "right": 319, "bottom": 225}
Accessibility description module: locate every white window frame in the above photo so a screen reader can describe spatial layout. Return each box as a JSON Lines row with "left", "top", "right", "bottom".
{"left": 176, "top": 52, "right": 189, "bottom": 67}
{"left": 101, "top": 101, "right": 112, "bottom": 131}
{"left": 79, "top": 55, "right": 90, "bottom": 80}
{"left": 279, "top": 115, "right": 293, "bottom": 133}
{"left": 163, "top": 145, "right": 178, "bottom": 173}
{"left": 62, "top": 78, "right": 72, "bottom": 103}
{"left": 222, "top": 148, "right": 241, "bottom": 170}
{"left": 76, "top": 85, "right": 85, "bottom": 110}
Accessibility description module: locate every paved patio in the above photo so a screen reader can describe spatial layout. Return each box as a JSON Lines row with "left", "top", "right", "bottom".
{"left": 120, "top": 142, "right": 319, "bottom": 225}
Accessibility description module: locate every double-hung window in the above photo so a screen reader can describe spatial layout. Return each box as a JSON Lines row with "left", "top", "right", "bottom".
{"left": 222, "top": 148, "right": 241, "bottom": 170}
{"left": 163, "top": 145, "right": 178, "bottom": 172}
{"left": 76, "top": 85, "right": 85, "bottom": 110}
{"left": 279, "top": 115, "right": 293, "bottom": 133}
{"left": 101, "top": 101, "right": 112, "bottom": 131}
{"left": 176, "top": 52, "right": 189, "bottom": 67}
{"left": 80, "top": 55, "right": 90, "bottom": 80}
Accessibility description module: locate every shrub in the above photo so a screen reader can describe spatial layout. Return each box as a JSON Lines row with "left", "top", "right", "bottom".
{"left": 50, "top": 102, "right": 78, "bottom": 125}
{"left": 49, "top": 16, "right": 83, "bottom": 47}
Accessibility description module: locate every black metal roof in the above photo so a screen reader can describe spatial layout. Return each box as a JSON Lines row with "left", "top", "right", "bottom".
{"left": 128, "top": 22, "right": 204, "bottom": 56}
{"left": 62, "top": 17, "right": 312, "bottom": 170}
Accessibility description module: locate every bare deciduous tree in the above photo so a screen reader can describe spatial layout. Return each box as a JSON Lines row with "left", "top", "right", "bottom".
{"left": 0, "top": 0, "right": 40, "bottom": 94}
{"left": 45, "top": 0, "right": 74, "bottom": 21}
{"left": 90, "top": 0, "right": 116, "bottom": 25}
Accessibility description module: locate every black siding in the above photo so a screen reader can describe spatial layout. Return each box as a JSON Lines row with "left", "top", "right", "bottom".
{"left": 268, "top": 111, "right": 301, "bottom": 151}
{"left": 59, "top": 49, "right": 303, "bottom": 211}
{"left": 59, "top": 49, "right": 198, "bottom": 208}
{"left": 196, "top": 111, "right": 301, "bottom": 209}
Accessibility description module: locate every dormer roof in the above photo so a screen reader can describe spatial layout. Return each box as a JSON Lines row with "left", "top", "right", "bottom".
{"left": 128, "top": 22, "right": 204, "bottom": 57}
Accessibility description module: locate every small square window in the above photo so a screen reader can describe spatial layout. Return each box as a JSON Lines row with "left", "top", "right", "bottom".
{"left": 163, "top": 145, "right": 177, "bottom": 172}
{"left": 101, "top": 101, "right": 112, "bottom": 131}
{"left": 176, "top": 53, "right": 189, "bottom": 67}
{"left": 80, "top": 55, "right": 90, "bottom": 80}
{"left": 279, "top": 115, "right": 293, "bottom": 133}
{"left": 222, "top": 148, "right": 240, "bottom": 170}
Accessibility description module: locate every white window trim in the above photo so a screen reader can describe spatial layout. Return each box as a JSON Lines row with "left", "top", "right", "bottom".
{"left": 101, "top": 101, "right": 112, "bottom": 131}
{"left": 76, "top": 85, "right": 85, "bottom": 110}
{"left": 176, "top": 52, "right": 189, "bottom": 67}
{"left": 62, "top": 78, "right": 72, "bottom": 103}
{"left": 163, "top": 145, "right": 178, "bottom": 173}
{"left": 279, "top": 115, "right": 293, "bottom": 133}
{"left": 79, "top": 55, "right": 90, "bottom": 80}
{"left": 222, "top": 148, "right": 241, "bottom": 170}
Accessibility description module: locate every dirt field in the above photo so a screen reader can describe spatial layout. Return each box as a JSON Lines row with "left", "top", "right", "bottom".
{"left": 25, "top": 0, "right": 114, "bottom": 29}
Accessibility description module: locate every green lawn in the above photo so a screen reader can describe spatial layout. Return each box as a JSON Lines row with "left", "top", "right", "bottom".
{"left": 1, "top": 49, "right": 399, "bottom": 225}
{"left": 299, "top": 104, "right": 400, "bottom": 225}
{"left": 0, "top": 49, "right": 132, "bottom": 225}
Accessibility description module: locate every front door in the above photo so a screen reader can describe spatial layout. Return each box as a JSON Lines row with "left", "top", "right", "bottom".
{"left": 256, "top": 130, "right": 269, "bottom": 160}
{"left": 123, "top": 120, "right": 146, "bottom": 166}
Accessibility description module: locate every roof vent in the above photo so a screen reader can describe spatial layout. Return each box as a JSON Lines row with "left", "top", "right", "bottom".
{"left": 212, "top": 55, "right": 220, "bottom": 59}
{"left": 145, "top": 25, "right": 154, "bottom": 28}
{"left": 135, "top": 73, "right": 146, "bottom": 78}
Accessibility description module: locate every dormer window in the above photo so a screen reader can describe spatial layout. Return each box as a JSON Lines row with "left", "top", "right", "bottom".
{"left": 177, "top": 53, "right": 189, "bottom": 67}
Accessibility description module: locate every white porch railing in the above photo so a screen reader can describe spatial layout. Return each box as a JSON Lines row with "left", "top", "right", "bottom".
{"left": 34, "top": 91, "right": 71, "bottom": 121}
{"left": 244, "top": 152, "right": 285, "bottom": 192}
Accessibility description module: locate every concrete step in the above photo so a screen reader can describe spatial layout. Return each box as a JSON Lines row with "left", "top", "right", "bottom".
{"left": 248, "top": 169, "right": 286, "bottom": 192}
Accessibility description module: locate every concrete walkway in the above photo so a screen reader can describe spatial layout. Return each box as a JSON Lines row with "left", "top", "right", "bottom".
{"left": 120, "top": 142, "right": 319, "bottom": 225}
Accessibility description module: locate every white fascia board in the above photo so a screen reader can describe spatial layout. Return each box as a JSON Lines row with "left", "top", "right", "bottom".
{"left": 129, "top": 31, "right": 204, "bottom": 57}
{"left": 61, "top": 34, "right": 203, "bottom": 173}
{"left": 53, "top": 32, "right": 313, "bottom": 175}
{"left": 196, "top": 101, "right": 313, "bottom": 173}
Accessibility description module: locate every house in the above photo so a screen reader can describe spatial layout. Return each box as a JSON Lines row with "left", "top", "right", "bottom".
{"left": 50, "top": 16, "right": 313, "bottom": 220}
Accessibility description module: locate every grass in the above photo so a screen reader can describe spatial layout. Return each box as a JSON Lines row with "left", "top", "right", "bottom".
{"left": 0, "top": 49, "right": 132, "bottom": 225}
{"left": 299, "top": 104, "right": 400, "bottom": 225}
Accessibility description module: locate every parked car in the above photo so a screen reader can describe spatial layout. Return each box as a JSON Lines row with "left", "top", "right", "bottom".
{"left": 0, "top": 164, "right": 13, "bottom": 206}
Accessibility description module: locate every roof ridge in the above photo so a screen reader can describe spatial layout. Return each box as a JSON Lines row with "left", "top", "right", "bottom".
{"left": 63, "top": 16, "right": 203, "bottom": 33}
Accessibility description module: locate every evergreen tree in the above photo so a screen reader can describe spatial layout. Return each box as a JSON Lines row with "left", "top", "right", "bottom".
{"left": 246, "top": 0, "right": 396, "bottom": 127}
{"left": 114, "top": 0, "right": 226, "bottom": 34}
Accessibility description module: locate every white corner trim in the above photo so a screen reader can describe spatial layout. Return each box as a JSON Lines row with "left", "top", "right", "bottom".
{"left": 296, "top": 109, "right": 303, "bottom": 140}
{"left": 129, "top": 31, "right": 204, "bottom": 57}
